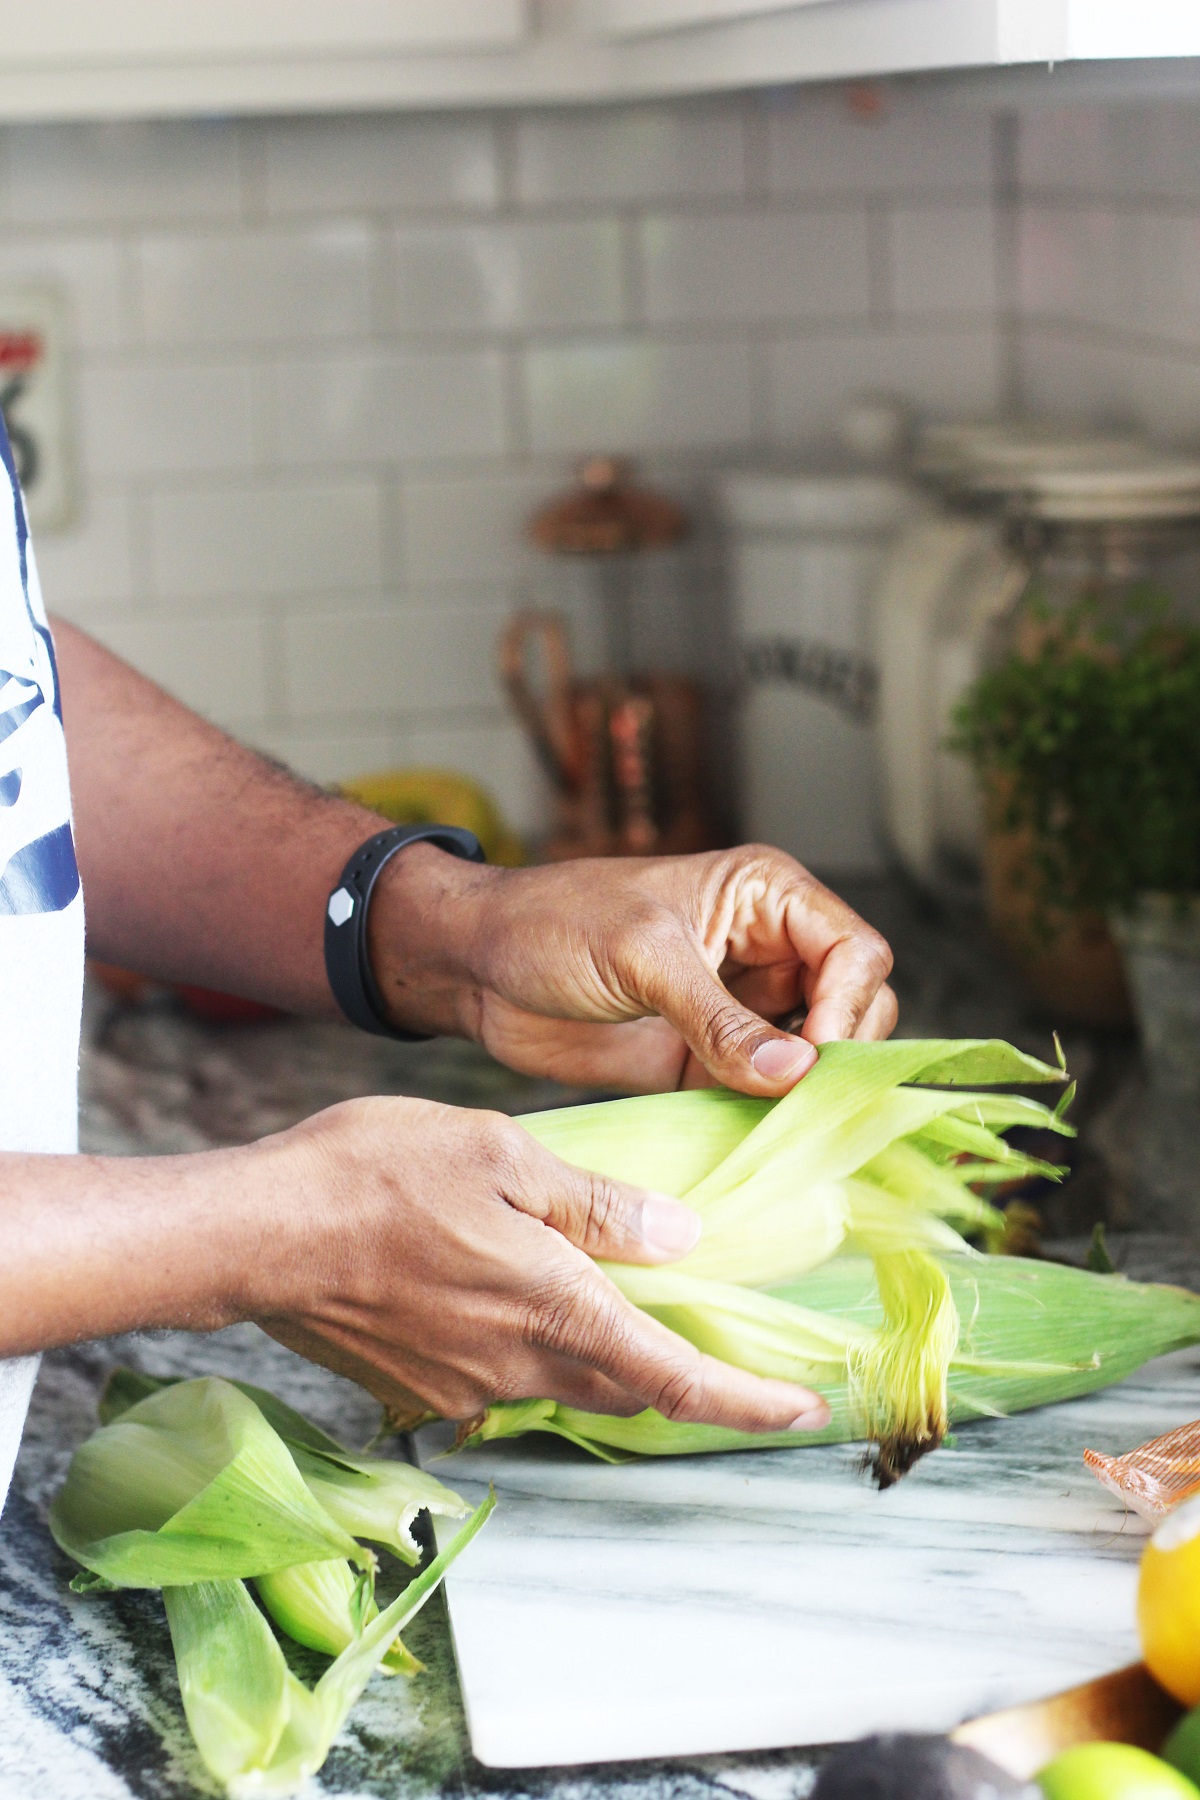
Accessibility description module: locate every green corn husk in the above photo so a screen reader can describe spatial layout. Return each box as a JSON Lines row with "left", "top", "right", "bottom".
{"left": 519, "top": 1038, "right": 1072, "bottom": 1470}
{"left": 51, "top": 1378, "right": 370, "bottom": 1590}
{"left": 521, "top": 1037, "right": 1069, "bottom": 1291}
{"left": 102, "top": 1367, "right": 470, "bottom": 1566}
{"left": 166, "top": 1493, "right": 494, "bottom": 1797}
{"left": 98, "top": 1368, "right": 465, "bottom": 1673}
{"left": 461, "top": 1255, "right": 1200, "bottom": 1471}
{"left": 57, "top": 1375, "right": 493, "bottom": 1794}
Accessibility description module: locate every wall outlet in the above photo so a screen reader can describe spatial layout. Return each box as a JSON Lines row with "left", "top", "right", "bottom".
{"left": 0, "top": 289, "right": 74, "bottom": 535}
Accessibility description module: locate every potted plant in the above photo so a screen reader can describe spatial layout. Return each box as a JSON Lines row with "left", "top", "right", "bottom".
{"left": 953, "top": 602, "right": 1200, "bottom": 1226}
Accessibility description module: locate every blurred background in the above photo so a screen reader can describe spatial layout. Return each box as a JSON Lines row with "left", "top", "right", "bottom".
{"left": 13, "top": 7, "right": 1200, "bottom": 1241}
{"left": 13, "top": 65, "right": 1179, "bottom": 860}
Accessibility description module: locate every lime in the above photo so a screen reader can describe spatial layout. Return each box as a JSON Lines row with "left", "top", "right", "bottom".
{"left": 1164, "top": 1709, "right": 1200, "bottom": 1786}
{"left": 1039, "top": 1742, "right": 1200, "bottom": 1798}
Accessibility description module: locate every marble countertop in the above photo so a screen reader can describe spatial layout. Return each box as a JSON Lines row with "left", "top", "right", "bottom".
{"left": 0, "top": 879, "right": 1172, "bottom": 1796}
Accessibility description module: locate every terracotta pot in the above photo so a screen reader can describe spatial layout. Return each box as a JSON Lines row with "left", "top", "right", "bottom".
{"left": 981, "top": 785, "right": 1132, "bottom": 1029}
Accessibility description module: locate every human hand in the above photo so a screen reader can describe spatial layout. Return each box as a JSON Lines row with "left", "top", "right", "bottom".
{"left": 369, "top": 844, "right": 896, "bottom": 1096}
{"left": 251, "top": 1096, "right": 831, "bottom": 1431}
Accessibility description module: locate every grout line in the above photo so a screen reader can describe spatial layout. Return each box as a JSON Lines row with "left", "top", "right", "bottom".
{"left": 741, "top": 92, "right": 770, "bottom": 203}
{"left": 746, "top": 334, "right": 774, "bottom": 444}
{"left": 864, "top": 200, "right": 892, "bottom": 327}
{"left": 992, "top": 109, "right": 1023, "bottom": 417}
{"left": 493, "top": 112, "right": 520, "bottom": 212}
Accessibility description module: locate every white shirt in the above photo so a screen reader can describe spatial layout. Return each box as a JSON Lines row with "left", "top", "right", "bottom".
{"left": 0, "top": 422, "right": 85, "bottom": 1514}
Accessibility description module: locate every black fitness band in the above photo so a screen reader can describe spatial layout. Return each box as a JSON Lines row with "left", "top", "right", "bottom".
{"left": 324, "top": 824, "right": 486, "bottom": 1040}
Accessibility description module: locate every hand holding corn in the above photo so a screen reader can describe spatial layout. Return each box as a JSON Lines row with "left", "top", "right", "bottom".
{"left": 14, "top": 632, "right": 898, "bottom": 1449}
{"left": 0, "top": 1091, "right": 831, "bottom": 1438}
{"left": 365, "top": 842, "right": 898, "bottom": 1092}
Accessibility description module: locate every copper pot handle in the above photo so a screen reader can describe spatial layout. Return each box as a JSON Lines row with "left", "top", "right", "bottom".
{"left": 498, "top": 610, "right": 578, "bottom": 793}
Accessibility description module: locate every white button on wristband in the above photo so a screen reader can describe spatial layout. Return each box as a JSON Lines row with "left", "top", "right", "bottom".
{"left": 323, "top": 824, "right": 485, "bottom": 1039}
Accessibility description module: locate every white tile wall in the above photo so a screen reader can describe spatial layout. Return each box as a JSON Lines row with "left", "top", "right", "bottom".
{"left": 387, "top": 219, "right": 626, "bottom": 334}
{"left": 87, "top": 612, "right": 271, "bottom": 729}
{"left": 146, "top": 480, "right": 383, "bottom": 603}
{"left": 639, "top": 207, "right": 871, "bottom": 326}
{"left": 400, "top": 470, "right": 550, "bottom": 591}
{"left": 524, "top": 337, "right": 757, "bottom": 454}
{"left": 284, "top": 602, "right": 507, "bottom": 719}
{"left": 886, "top": 204, "right": 998, "bottom": 319}
{"left": 258, "top": 114, "right": 500, "bottom": 216}
{"left": 7, "top": 120, "right": 244, "bottom": 225}
{"left": 271, "top": 348, "right": 510, "bottom": 465}
{"left": 79, "top": 360, "right": 260, "bottom": 479}
{"left": 515, "top": 101, "right": 746, "bottom": 205}
{"left": 30, "top": 495, "right": 135, "bottom": 618}
{"left": 1012, "top": 99, "right": 1200, "bottom": 444}
{"left": 136, "top": 224, "right": 375, "bottom": 347}
{"left": 25, "top": 82, "right": 1181, "bottom": 842}
{"left": 1017, "top": 103, "right": 1200, "bottom": 204}
{"left": 764, "top": 88, "right": 994, "bottom": 198}
{"left": 767, "top": 326, "right": 1003, "bottom": 454}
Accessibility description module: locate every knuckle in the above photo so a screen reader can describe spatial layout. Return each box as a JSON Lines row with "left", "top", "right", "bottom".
{"left": 476, "top": 1113, "right": 532, "bottom": 1188}
{"left": 527, "top": 1264, "right": 598, "bottom": 1359}
{"left": 576, "top": 1175, "right": 625, "bottom": 1255}
{"left": 618, "top": 904, "right": 677, "bottom": 973}
{"left": 857, "top": 928, "right": 894, "bottom": 982}
{"left": 700, "top": 1001, "right": 756, "bottom": 1064}
{"left": 649, "top": 1360, "right": 710, "bottom": 1424}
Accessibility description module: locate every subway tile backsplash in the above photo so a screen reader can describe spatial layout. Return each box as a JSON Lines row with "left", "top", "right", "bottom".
{"left": 17, "top": 84, "right": 1198, "bottom": 839}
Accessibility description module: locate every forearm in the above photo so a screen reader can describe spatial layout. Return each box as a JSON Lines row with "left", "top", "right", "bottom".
{"left": 55, "top": 619, "right": 417, "bottom": 1015}
{"left": 0, "top": 1142, "right": 297, "bottom": 1356}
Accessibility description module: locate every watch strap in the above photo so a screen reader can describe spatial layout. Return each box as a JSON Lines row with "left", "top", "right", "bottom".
{"left": 324, "top": 824, "right": 486, "bottom": 1040}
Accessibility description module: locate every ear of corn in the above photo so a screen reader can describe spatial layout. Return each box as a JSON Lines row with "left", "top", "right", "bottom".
{"left": 519, "top": 1087, "right": 770, "bottom": 1197}
{"left": 461, "top": 1255, "right": 1200, "bottom": 1465}
{"left": 253, "top": 1561, "right": 422, "bottom": 1676}
{"left": 520, "top": 1037, "right": 1076, "bottom": 1471}
{"left": 522, "top": 1039, "right": 1068, "bottom": 1295}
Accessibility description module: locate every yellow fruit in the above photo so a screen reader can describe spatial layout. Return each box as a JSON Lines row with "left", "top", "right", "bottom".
{"left": 1038, "top": 1742, "right": 1200, "bottom": 1799}
{"left": 339, "top": 768, "right": 524, "bottom": 866}
{"left": 1140, "top": 1493, "right": 1200, "bottom": 1705}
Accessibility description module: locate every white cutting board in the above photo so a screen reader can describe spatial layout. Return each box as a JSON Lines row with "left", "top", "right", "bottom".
{"left": 417, "top": 1353, "right": 1199, "bottom": 1769}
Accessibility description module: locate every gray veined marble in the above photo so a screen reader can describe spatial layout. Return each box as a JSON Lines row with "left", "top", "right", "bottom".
{"left": 0, "top": 1326, "right": 832, "bottom": 1800}
{"left": 0, "top": 884, "right": 1189, "bottom": 1794}
{"left": 419, "top": 1353, "right": 1200, "bottom": 1770}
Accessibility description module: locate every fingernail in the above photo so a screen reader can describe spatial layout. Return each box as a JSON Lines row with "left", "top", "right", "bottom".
{"left": 638, "top": 1195, "right": 703, "bottom": 1259}
{"left": 788, "top": 1404, "right": 831, "bottom": 1431}
{"left": 751, "top": 1037, "right": 817, "bottom": 1083}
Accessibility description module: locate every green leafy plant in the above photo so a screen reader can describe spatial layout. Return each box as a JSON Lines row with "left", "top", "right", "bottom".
{"left": 951, "top": 594, "right": 1200, "bottom": 918}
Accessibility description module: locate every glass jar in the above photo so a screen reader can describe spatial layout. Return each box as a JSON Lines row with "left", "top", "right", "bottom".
{"left": 999, "top": 463, "right": 1200, "bottom": 656}
{"left": 969, "top": 456, "right": 1200, "bottom": 1033}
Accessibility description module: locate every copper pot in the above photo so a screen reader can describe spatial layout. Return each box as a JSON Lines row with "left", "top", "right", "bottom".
{"left": 499, "top": 610, "right": 715, "bottom": 861}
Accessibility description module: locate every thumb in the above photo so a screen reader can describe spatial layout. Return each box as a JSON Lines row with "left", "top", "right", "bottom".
{"left": 501, "top": 1127, "right": 703, "bottom": 1265}
{"left": 640, "top": 931, "right": 817, "bottom": 1095}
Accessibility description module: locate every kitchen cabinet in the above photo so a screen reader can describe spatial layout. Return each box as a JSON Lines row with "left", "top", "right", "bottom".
{"left": 0, "top": 0, "right": 1198, "bottom": 122}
